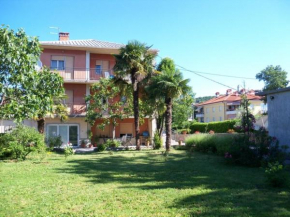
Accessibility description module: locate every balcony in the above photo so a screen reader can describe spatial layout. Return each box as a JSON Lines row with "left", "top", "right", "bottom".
{"left": 196, "top": 112, "right": 204, "bottom": 118}
{"left": 66, "top": 102, "right": 86, "bottom": 116}
{"left": 226, "top": 109, "right": 237, "bottom": 115}
{"left": 51, "top": 68, "right": 114, "bottom": 83}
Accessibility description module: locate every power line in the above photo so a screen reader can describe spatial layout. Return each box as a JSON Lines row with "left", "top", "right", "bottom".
{"left": 157, "top": 55, "right": 238, "bottom": 90}
{"left": 157, "top": 55, "right": 256, "bottom": 80}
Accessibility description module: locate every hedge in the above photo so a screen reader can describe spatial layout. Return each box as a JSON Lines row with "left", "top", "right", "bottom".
{"left": 190, "top": 120, "right": 237, "bottom": 133}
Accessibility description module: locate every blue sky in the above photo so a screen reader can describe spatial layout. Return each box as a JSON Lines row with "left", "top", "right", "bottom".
{"left": 1, "top": 0, "right": 290, "bottom": 97}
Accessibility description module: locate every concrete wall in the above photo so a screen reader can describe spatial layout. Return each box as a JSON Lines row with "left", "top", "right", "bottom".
{"left": 267, "top": 91, "right": 290, "bottom": 148}
{"left": 0, "top": 120, "right": 37, "bottom": 133}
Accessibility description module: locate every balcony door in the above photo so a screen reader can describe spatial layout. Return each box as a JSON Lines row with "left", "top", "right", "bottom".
{"left": 47, "top": 124, "right": 79, "bottom": 146}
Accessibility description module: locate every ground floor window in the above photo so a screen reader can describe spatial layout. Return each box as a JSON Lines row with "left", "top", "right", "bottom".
{"left": 47, "top": 124, "right": 79, "bottom": 146}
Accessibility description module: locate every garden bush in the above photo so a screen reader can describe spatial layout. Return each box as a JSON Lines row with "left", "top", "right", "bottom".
{"left": 153, "top": 132, "right": 162, "bottom": 150}
{"left": 185, "top": 134, "right": 236, "bottom": 154}
{"left": 226, "top": 128, "right": 288, "bottom": 167}
{"left": 265, "top": 161, "right": 289, "bottom": 187}
{"left": 190, "top": 120, "right": 237, "bottom": 133}
{"left": 105, "top": 139, "right": 121, "bottom": 148}
{"left": 97, "top": 143, "right": 108, "bottom": 152}
{"left": 0, "top": 125, "right": 45, "bottom": 160}
{"left": 45, "top": 135, "right": 62, "bottom": 150}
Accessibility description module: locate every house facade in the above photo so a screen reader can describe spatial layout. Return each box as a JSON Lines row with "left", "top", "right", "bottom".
{"left": 257, "top": 87, "right": 290, "bottom": 149}
{"left": 196, "top": 89, "right": 265, "bottom": 123}
{"left": 38, "top": 32, "right": 157, "bottom": 146}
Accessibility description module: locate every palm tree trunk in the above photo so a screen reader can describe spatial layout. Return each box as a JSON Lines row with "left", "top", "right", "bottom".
{"left": 132, "top": 72, "right": 140, "bottom": 150}
{"left": 165, "top": 97, "right": 172, "bottom": 151}
{"left": 37, "top": 118, "right": 45, "bottom": 134}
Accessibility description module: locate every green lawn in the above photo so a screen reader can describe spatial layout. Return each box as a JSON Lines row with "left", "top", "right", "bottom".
{"left": 0, "top": 150, "right": 289, "bottom": 216}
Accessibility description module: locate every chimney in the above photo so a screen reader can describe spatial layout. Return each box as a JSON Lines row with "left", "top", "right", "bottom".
{"left": 240, "top": 88, "right": 246, "bottom": 94}
{"left": 215, "top": 92, "right": 220, "bottom": 97}
{"left": 226, "top": 89, "right": 232, "bottom": 96}
{"left": 59, "top": 32, "right": 69, "bottom": 41}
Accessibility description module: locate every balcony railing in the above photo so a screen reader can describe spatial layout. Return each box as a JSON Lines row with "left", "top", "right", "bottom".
{"left": 196, "top": 113, "right": 204, "bottom": 118}
{"left": 65, "top": 102, "right": 86, "bottom": 115}
{"left": 51, "top": 67, "right": 114, "bottom": 82}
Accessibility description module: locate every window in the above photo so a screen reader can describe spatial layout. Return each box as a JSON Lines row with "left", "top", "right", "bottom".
{"left": 51, "top": 60, "right": 65, "bottom": 70}
{"left": 206, "top": 108, "right": 209, "bottom": 113}
{"left": 219, "top": 106, "right": 222, "bottom": 112}
{"left": 212, "top": 107, "right": 215, "bottom": 112}
{"left": 96, "top": 60, "right": 109, "bottom": 75}
{"left": 206, "top": 117, "right": 209, "bottom": 122}
{"left": 213, "top": 117, "right": 215, "bottom": 121}
{"left": 219, "top": 117, "right": 222, "bottom": 121}
{"left": 47, "top": 124, "right": 79, "bottom": 146}
{"left": 200, "top": 117, "right": 204, "bottom": 122}
{"left": 95, "top": 65, "right": 102, "bottom": 75}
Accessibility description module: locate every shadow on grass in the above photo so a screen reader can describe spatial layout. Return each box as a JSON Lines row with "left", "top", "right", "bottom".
{"left": 57, "top": 150, "right": 290, "bottom": 216}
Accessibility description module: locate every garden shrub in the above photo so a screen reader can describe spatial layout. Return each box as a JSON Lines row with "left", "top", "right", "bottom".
{"left": 185, "top": 134, "right": 236, "bottom": 154}
{"left": 190, "top": 120, "right": 237, "bottom": 133}
{"left": 64, "top": 147, "right": 74, "bottom": 159}
{"left": 153, "top": 132, "right": 162, "bottom": 150}
{"left": 265, "top": 161, "right": 289, "bottom": 187}
{"left": 46, "top": 135, "right": 62, "bottom": 150}
{"left": 97, "top": 143, "right": 108, "bottom": 152}
{"left": 0, "top": 125, "right": 45, "bottom": 160}
{"left": 105, "top": 139, "right": 121, "bottom": 148}
{"left": 226, "top": 128, "right": 288, "bottom": 167}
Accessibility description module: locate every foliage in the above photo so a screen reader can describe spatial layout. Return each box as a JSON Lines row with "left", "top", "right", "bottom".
{"left": 195, "top": 96, "right": 215, "bottom": 103}
{"left": 147, "top": 58, "right": 191, "bottom": 151}
{"left": 265, "top": 162, "right": 289, "bottom": 187}
{"left": 64, "top": 147, "right": 74, "bottom": 159}
{"left": 45, "top": 135, "right": 62, "bottom": 149}
{"left": 97, "top": 143, "right": 108, "bottom": 152}
{"left": 85, "top": 78, "right": 132, "bottom": 138}
{"left": 226, "top": 128, "right": 288, "bottom": 167}
{"left": 256, "top": 65, "right": 289, "bottom": 92}
{"left": 0, "top": 26, "right": 67, "bottom": 132}
{"left": 113, "top": 40, "right": 157, "bottom": 149}
{"left": 235, "top": 94, "right": 256, "bottom": 134}
{"left": 0, "top": 125, "right": 45, "bottom": 160}
{"left": 190, "top": 120, "right": 237, "bottom": 133}
{"left": 105, "top": 139, "right": 121, "bottom": 148}
{"left": 185, "top": 134, "right": 237, "bottom": 155}
{"left": 172, "top": 92, "right": 195, "bottom": 129}
{"left": 153, "top": 132, "right": 162, "bottom": 150}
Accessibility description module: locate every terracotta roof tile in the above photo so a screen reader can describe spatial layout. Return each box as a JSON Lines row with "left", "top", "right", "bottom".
{"left": 197, "top": 93, "right": 262, "bottom": 106}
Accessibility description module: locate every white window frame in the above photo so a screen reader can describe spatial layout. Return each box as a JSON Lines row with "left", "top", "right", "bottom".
{"left": 46, "top": 124, "right": 79, "bottom": 145}
{"left": 50, "top": 60, "right": 65, "bottom": 70}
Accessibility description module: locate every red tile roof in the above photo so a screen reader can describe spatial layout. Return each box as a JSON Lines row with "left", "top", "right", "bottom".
{"left": 197, "top": 93, "right": 262, "bottom": 106}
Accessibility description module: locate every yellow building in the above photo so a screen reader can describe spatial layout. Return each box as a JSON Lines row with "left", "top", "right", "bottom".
{"left": 196, "top": 89, "right": 266, "bottom": 123}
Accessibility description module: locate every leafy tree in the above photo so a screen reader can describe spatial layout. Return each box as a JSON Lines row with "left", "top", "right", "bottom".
{"left": 0, "top": 26, "right": 67, "bottom": 133}
{"left": 195, "top": 96, "right": 214, "bottom": 103}
{"left": 172, "top": 91, "right": 195, "bottom": 129}
{"left": 113, "top": 41, "right": 156, "bottom": 150}
{"left": 256, "top": 65, "right": 289, "bottom": 92}
{"left": 85, "top": 78, "right": 132, "bottom": 139}
{"left": 148, "top": 58, "right": 190, "bottom": 151}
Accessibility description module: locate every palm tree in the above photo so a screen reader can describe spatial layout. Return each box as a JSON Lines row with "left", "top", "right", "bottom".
{"left": 148, "top": 58, "right": 191, "bottom": 151}
{"left": 113, "top": 41, "right": 156, "bottom": 150}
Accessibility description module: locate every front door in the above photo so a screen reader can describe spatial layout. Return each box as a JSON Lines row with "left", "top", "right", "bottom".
{"left": 47, "top": 124, "right": 79, "bottom": 146}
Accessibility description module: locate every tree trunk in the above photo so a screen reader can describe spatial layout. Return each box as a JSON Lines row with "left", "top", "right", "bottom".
{"left": 165, "top": 97, "right": 172, "bottom": 151}
{"left": 37, "top": 118, "right": 45, "bottom": 134}
{"left": 132, "top": 72, "right": 140, "bottom": 150}
{"left": 156, "top": 112, "right": 165, "bottom": 138}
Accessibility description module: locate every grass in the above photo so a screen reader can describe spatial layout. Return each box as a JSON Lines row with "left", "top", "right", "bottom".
{"left": 0, "top": 150, "right": 289, "bottom": 216}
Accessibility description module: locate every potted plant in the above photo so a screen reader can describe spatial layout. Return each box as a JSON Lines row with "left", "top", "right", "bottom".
{"left": 179, "top": 128, "right": 190, "bottom": 134}
{"left": 81, "top": 139, "right": 86, "bottom": 148}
